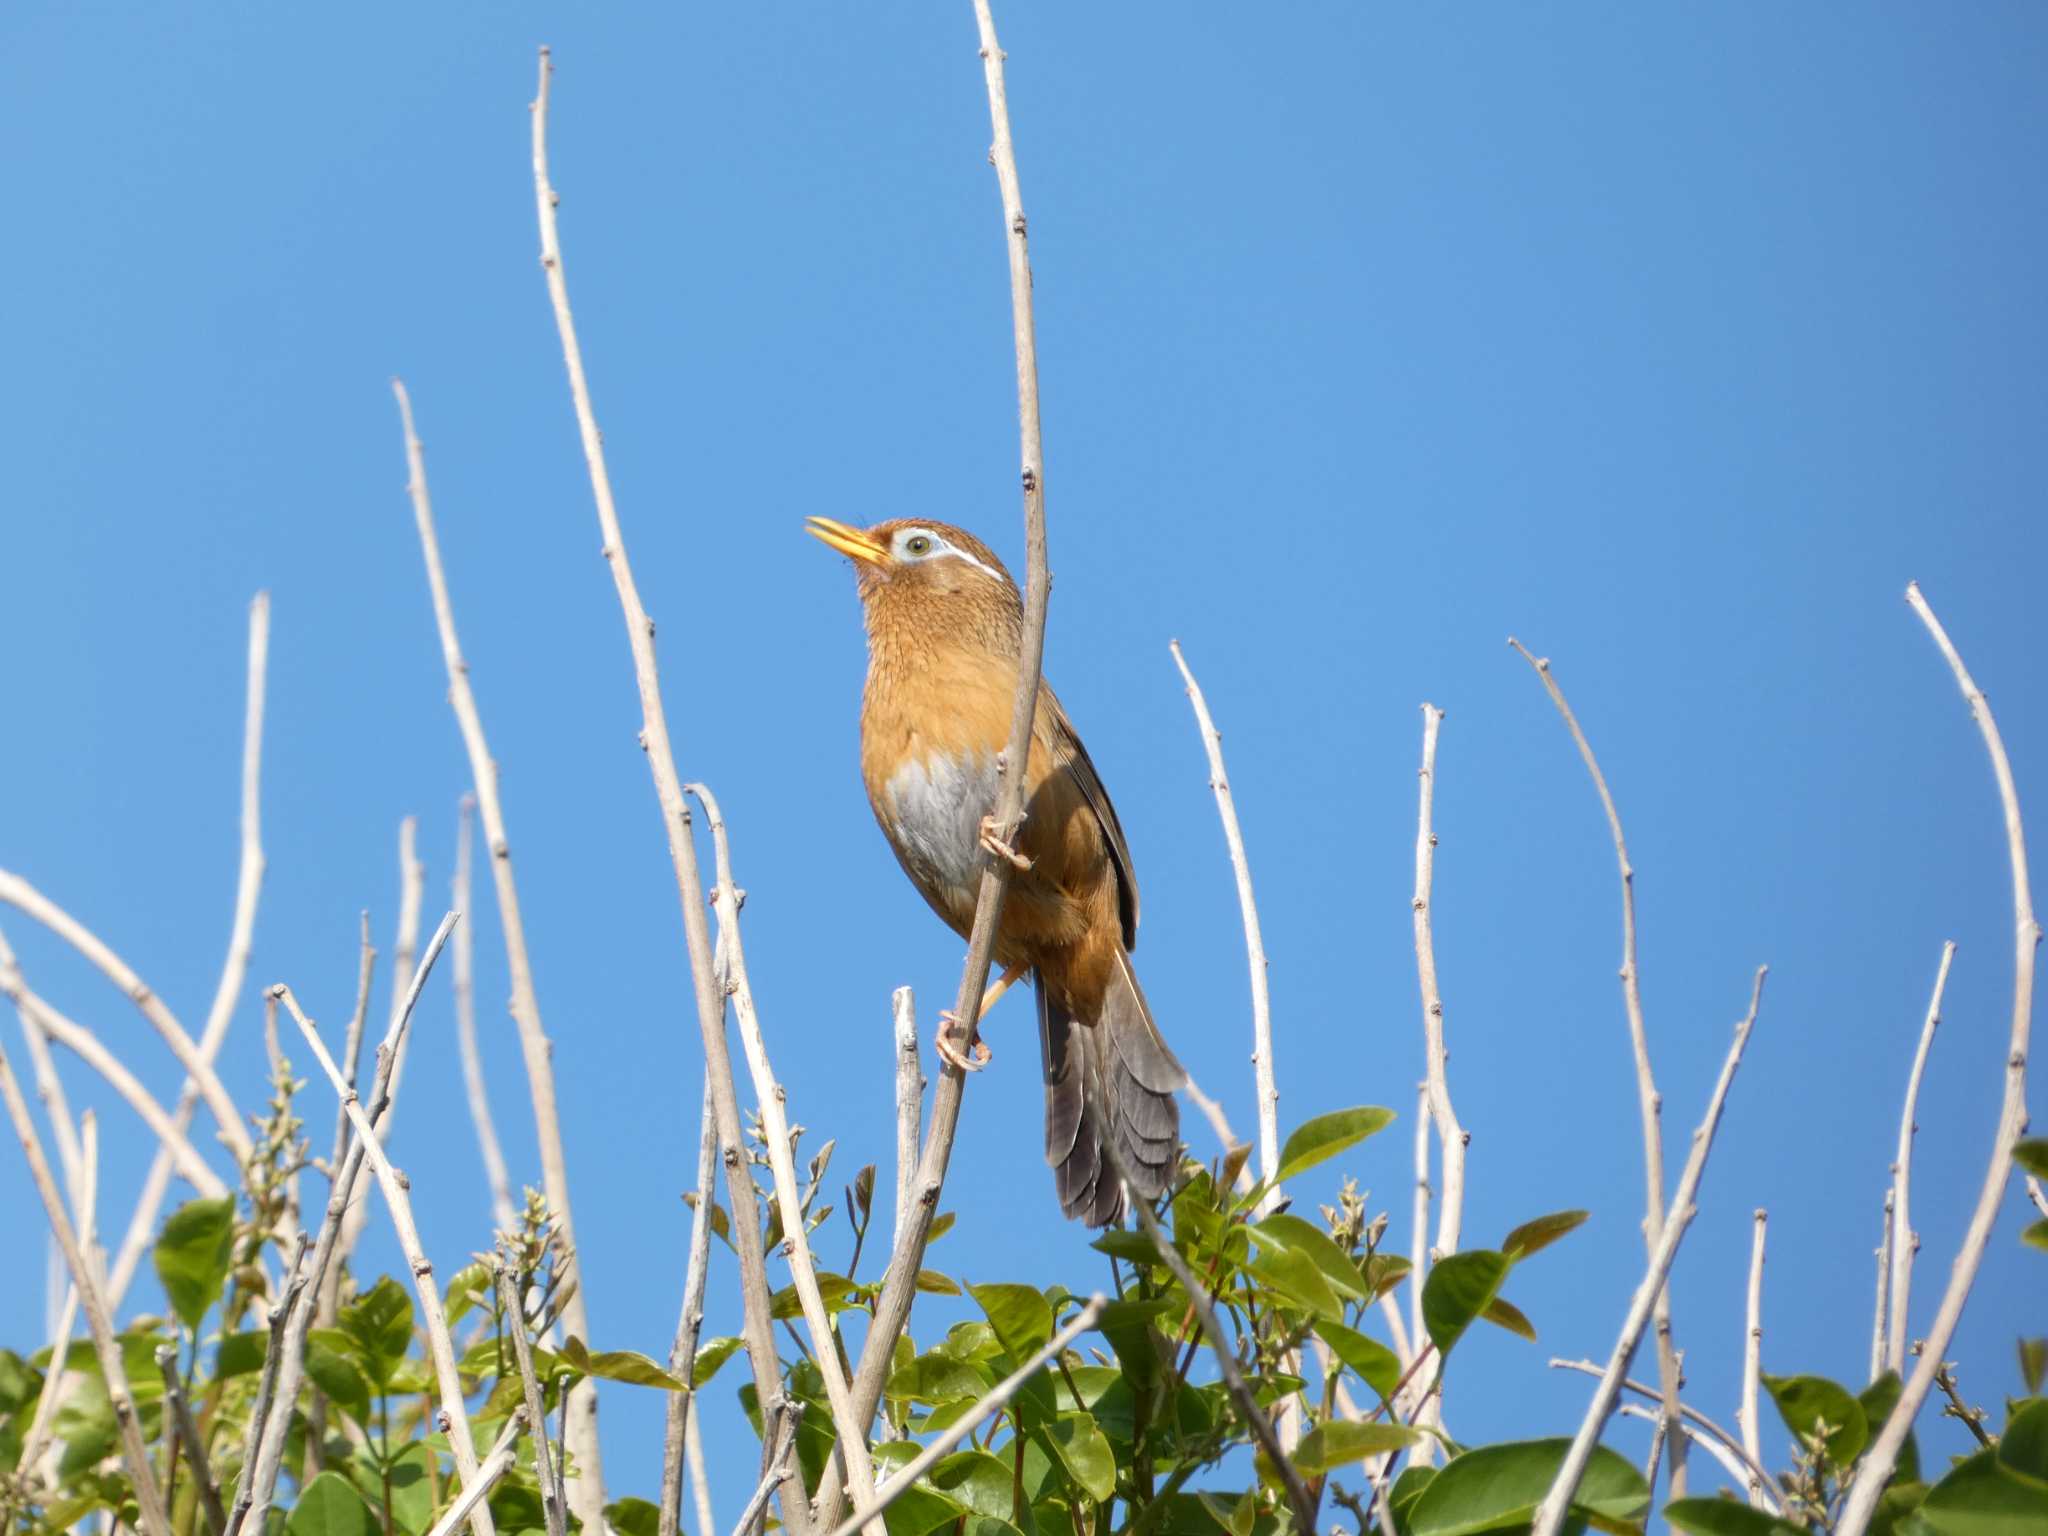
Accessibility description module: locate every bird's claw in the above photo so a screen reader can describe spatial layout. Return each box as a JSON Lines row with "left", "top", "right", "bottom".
{"left": 979, "top": 816, "right": 1032, "bottom": 872}
{"left": 936, "top": 1010, "right": 992, "bottom": 1073}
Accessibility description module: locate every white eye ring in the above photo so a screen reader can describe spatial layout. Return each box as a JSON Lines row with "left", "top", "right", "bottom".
{"left": 901, "top": 531, "right": 938, "bottom": 557}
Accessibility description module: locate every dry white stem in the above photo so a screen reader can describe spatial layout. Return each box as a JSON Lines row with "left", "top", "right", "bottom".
{"left": 17, "top": 1102, "right": 99, "bottom": 1481}
{"left": 396, "top": 378, "right": 605, "bottom": 1514}
{"left": 817, "top": 13, "right": 1058, "bottom": 1521}
{"left": 1377, "top": 1289, "right": 1417, "bottom": 1375}
{"left": 1532, "top": 968, "right": 1766, "bottom": 1536}
{"left": 17, "top": 988, "right": 229, "bottom": 1199}
{"left": 735, "top": 1403, "right": 804, "bottom": 1536}
{"left": 224, "top": 1239, "right": 313, "bottom": 1536}
{"left": 1887, "top": 940, "right": 1956, "bottom": 1374}
{"left": 0, "top": 1035, "right": 171, "bottom": 1536}
{"left": 158, "top": 1341, "right": 228, "bottom": 1536}
{"left": 1871, "top": 1191, "right": 1893, "bottom": 1385}
{"left": 111, "top": 592, "right": 269, "bottom": 1306}
{"left": 315, "top": 914, "right": 378, "bottom": 1335}
{"left": 497, "top": 1265, "right": 568, "bottom": 1536}
{"left": 685, "top": 1404, "right": 715, "bottom": 1536}
{"left": 278, "top": 969, "right": 495, "bottom": 1536}
{"left": 1182, "top": 1074, "right": 1255, "bottom": 1198}
{"left": 892, "top": 986, "right": 922, "bottom": 1245}
{"left": 1509, "top": 637, "right": 1687, "bottom": 1498}
{"left": 1409, "top": 1076, "right": 1430, "bottom": 1385}
{"left": 661, "top": 1075, "right": 720, "bottom": 1536}
{"left": 454, "top": 797, "right": 518, "bottom": 1235}
{"left": 2028, "top": 1177, "right": 2048, "bottom": 1219}
{"left": 243, "top": 915, "right": 457, "bottom": 1531}
{"left": 1741, "top": 1209, "right": 1766, "bottom": 1506}
{"left": 1170, "top": 641, "right": 1279, "bottom": 1209}
{"left": 1840, "top": 585, "right": 2040, "bottom": 1536}
{"left": 689, "top": 784, "right": 882, "bottom": 1526}
{"left": 821, "top": 1297, "right": 1107, "bottom": 1536}
{"left": 1615, "top": 1404, "right": 1755, "bottom": 1498}
{"left": 425, "top": 1410, "right": 530, "bottom": 1536}
{"left": 1413, "top": 705, "right": 1467, "bottom": 1259}
{"left": 376, "top": 815, "right": 425, "bottom": 1133}
{"left": 0, "top": 930, "right": 84, "bottom": 1199}
{"left": 0, "top": 870, "right": 256, "bottom": 1172}
{"left": 1549, "top": 1357, "right": 1784, "bottom": 1516}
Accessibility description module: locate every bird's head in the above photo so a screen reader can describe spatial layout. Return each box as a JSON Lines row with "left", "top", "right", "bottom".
{"left": 806, "top": 516, "right": 1023, "bottom": 643}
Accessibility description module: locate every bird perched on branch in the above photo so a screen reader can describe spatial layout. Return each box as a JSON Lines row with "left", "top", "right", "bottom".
{"left": 807, "top": 516, "right": 1185, "bottom": 1225}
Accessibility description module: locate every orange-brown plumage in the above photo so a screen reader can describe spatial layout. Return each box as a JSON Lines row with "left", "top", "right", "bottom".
{"left": 809, "top": 514, "right": 1184, "bottom": 1224}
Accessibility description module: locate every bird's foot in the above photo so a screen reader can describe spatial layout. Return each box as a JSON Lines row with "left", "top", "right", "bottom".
{"left": 935, "top": 1010, "right": 993, "bottom": 1072}
{"left": 979, "top": 816, "right": 1033, "bottom": 872}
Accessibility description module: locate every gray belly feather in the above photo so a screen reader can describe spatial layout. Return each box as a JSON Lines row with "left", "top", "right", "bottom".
{"left": 886, "top": 751, "right": 997, "bottom": 900}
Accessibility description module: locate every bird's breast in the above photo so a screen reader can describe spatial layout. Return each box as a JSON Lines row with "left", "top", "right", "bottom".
{"left": 876, "top": 749, "right": 998, "bottom": 906}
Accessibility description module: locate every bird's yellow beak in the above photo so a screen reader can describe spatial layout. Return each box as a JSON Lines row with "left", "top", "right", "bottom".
{"left": 805, "top": 516, "right": 890, "bottom": 566}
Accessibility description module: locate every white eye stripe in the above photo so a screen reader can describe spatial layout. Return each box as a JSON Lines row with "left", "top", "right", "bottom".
{"left": 895, "top": 527, "right": 1005, "bottom": 584}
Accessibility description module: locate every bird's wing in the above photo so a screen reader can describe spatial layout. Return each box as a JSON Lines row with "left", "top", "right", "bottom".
{"left": 1039, "top": 682, "right": 1140, "bottom": 948}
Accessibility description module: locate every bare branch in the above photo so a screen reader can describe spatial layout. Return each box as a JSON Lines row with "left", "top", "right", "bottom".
{"left": 1412, "top": 705, "right": 1466, "bottom": 1258}
{"left": 223, "top": 1238, "right": 313, "bottom": 1536}
{"left": 1508, "top": 637, "right": 1686, "bottom": 1497}
{"left": 0, "top": 1034, "right": 172, "bottom": 1536}
{"left": 1741, "top": 1210, "right": 1766, "bottom": 1506}
{"left": 278, "top": 963, "right": 496, "bottom": 1536}
{"left": 112, "top": 591, "right": 268, "bottom": 1306}
{"left": 1888, "top": 940, "right": 1956, "bottom": 1374}
{"left": 396, "top": 376, "right": 606, "bottom": 1514}
{"left": 1170, "top": 641, "right": 1279, "bottom": 1206}
{"left": 454, "top": 796, "right": 518, "bottom": 1235}
{"left": 662, "top": 1076, "right": 719, "bottom": 1536}
{"left": 16, "top": 1103, "right": 98, "bottom": 1480}
{"left": 892, "top": 986, "right": 922, "bottom": 1245}
{"left": 1532, "top": 968, "right": 1766, "bottom": 1536}
{"left": 158, "top": 1343, "right": 227, "bottom": 1536}
{"left": 1870, "top": 1190, "right": 1893, "bottom": 1386}
{"left": 1549, "top": 1358, "right": 1784, "bottom": 1517}
{"left": 1182, "top": 1075, "right": 1255, "bottom": 1198}
{"left": 497, "top": 1267, "right": 567, "bottom": 1536}
{"left": 0, "top": 928, "right": 83, "bottom": 1200}
{"left": 424, "top": 1410, "right": 530, "bottom": 1536}
{"left": 316, "top": 914, "right": 377, "bottom": 1333}
{"left": 820, "top": 1297, "right": 1107, "bottom": 1536}
{"left": 1409, "top": 1076, "right": 1430, "bottom": 1398}
{"left": 1840, "top": 585, "right": 2040, "bottom": 1536}
{"left": 734, "top": 1403, "right": 803, "bottom": 1536}
{"left": 1615, "top": 1404, "right": 1755, "bottom": 1501}
{"left": 685, "top": 1403, "right": 716, "bottom": 1536}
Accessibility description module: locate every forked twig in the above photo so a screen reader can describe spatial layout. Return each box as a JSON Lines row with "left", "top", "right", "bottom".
{"left": 1840, "top": 586, "right": 2040, "bottom": 1536}
{"left": 1887, "top": 941, "right": 1956, "bottom": 1374}
{"left": 496, "top": 1267, "right": 567, "bottom": 1536}
{"left": 662, "top": 1077, "right": 719, "bottom": 1536}
{"left": 1532, "top": 969, "right": 1767, "bottom": 1536}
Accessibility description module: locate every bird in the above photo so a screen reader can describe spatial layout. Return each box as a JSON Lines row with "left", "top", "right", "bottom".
{"left": 806, "top": 514, "right": 1186, "bottom": 1225}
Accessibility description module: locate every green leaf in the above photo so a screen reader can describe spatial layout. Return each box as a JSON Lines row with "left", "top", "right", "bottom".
{"left": 348, "top": 1442, "right": 434, "bottom": 1536}
{"left": 1294, "top": 1421, "right": 1427, "bottom": 1474}
{"left": 1859, "top": 1371, "right": 1919, "bottom": 1484}
{"left": 286, "top": 1472, "right": 375, "bottom": 1536}
{"left": 1275, "top": 1106, "right": 1396, "bottom": 1184}
{"left": 1246, "top": 1242, "right": 1343, "bottom": 1318}
{"left": 1763, "top": 1373, "right": 1868, "bottom": 1466}
{"left": 889, "top": 1352, "right": 992, "bottom": 1407}
{"left": 1363, "top": 1253, "right": 1413, "bottom": 1299}
{"left": 1391, "top": 1465, "right": 1438, "bottom": 1528}
{"left": 1501, "top": 1210, "right": 1589, "bottom": 1262}
{"left": 1869, "top": 1482, "right": 1931, "bottom": 1536}
{"left": 153, "top": 1197, "right": 236, "bottom": 1330}
{"left": 917, "top": 1270, "right": 963, "bottom": 1297}
{"left": 607, "top": 1499, "right": 661, "bottom": 1536}
{"left": 0, "top": 1350, "right": 37, "bottom": 1413}
{"left": 2023, "top": 1219, "right": 2048, "bottom": 1253}
{"left": 2020, "top": 1339, "right": 2047, "bottom": 1398}
{"left": 769, "top": 1272, "right": 857, "bottom": 1321}
{"left": 1252, "top": 1213, "right": 1370, "bottom": 1300}
{"left": 1919, "top": 1446, "right": 2048, "bottom": 1535}
{"left": 338, "top": 1277, "right": 415, "bottom": 1391}
{"left": 1663, "top": 1497, "right": 1805, "bottom": 1536}
{"left": 690, "top": 1336, "right": 743, "bottom": 1388}
{"left": 2000, "top": 1398, "right": 2048, "bottom": 1485}
{"left": 560, "top": 1337, "right": 684, "bottom": 1390}
{"left": 1090, "top": 1231, "right": 1161, "bottom": 1265}
{"left": 932, "top": 1450, "right": 1020, "bottom": 1518}
{"left": 1040, "top": 1412, "right": 1115, "bottom": 1501}
{"left": 304, "top": 1333, "right": 371, "bottom": 1423}
{"left": 2015, "top": 1140, "right": 2048, "bottom": 1179}
{"left": 1422, "top": 1251, "right": 1511, "bottom": 1359}
{"left": 216, "top": 1331, "right": 268, "bottom": 1381}
{"left": 878, "top": 1479, "right": 967, "bottom": 1536}
{"left": 1471, "top": 1295, "right": 1533, "bottom": 1342}
{"left": 1406, "top": 1439, "right": 1649, "bottom": 1536}
{"left": 442, "top": 1262, "right": 494, "bottom": 1328}
{"left": 969, "top": 1283, "right": 1055, "bottom": 1363}
{"left": 1313, "top": 1319, "right": 1402, "bottom": 1402}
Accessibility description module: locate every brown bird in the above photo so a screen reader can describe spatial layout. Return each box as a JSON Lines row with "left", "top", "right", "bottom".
{"left": 807, "top": 515, "right": 1185, "bottom": 1225}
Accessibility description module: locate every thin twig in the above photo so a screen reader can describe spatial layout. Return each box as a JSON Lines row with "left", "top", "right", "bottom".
{"left": 241, "top": 916, "right": 458, "bottom": 1533}
{"left": 223, "top": 1237, "right": 313, "bottom": 1536}
{"left": 0, "top": 1034, "right": 172, "bottom": 1536}
{"left": 734, "top": 1403, "right": 803, "bottom": 1536}
{"left": 1170, "top": 641, "right": 1279, "bottom": 1208}
{"left": 1182, "top": 1075, "right": 1256, "bottom": 1199}
{"left": 454, "top": 796, "right": 518, "bottom": 1235}
{"left": 316, "top": 914, "right": 377, "bottom": 1333}
{"left": 158, "top": 1344, "right": 228, "bottom": 1536}
{"left": 424, "top": 1410, "right": 530, "bottom": 1536}
{"left": 396, "top": 377, "right": 605, "bottom": 1513}
{"left": 1840, "top": 586, "right": 2040, "bottom": 1536}
{"left": 525, "top": 70, "right": 775, "bottom": 1531}
{"left": 1412, "top": 705, "right": 1466, "bottom": 1258}
{"left": 0, "top": 931, "right": 83, "bottom": 1200}
{"left": 1887, "top": 940, "right": 1956, "bottom": 1374}
{"left": 496, "top": 1268, "right": 566, "bottom": 1536}
{"left": 662, "top": 1076, "right": 720, "bottom": 1536}
{"left": 688, "top": 784, "right": 882, "bottom": 1526}
{"left": 820, "top": 1298, "right": 1106, "bottom": 1536}
{"left": 278, "top": 965, "right": 496, "bottom": 1536}
{"left": 16, "top": 1098, "right": 97, "bottom": 1480}
{"left": 1408, "top": 1077, "right": 1429, "bottom": 1398}
{"left": 111, "top": 591, "right": 269, "bottom": 1306}
{"left": 1508, "top": 637, "right": 1687, "bottom": 1498}
{"left": 686, "top": 1403, "right": 716, "bottom": 1536}
{"left": 1548, "top": 1358, "right": 1784, "bottom": 1517}
{"left": 1741, "top": 1210, "right": 1766, "bottom": 1506}
{"left": 1614, "top": 1404, "right": 1756, "bottom": 1500}
{"left": 820, "top": 9, "right": 1057, "bottom": 1519}
{"left": 2028, "top": 1177, "right": 2048, "bottom": 1219}
{"left": 892, "top": 986, "right": 922, "bottom": 1246}
{"left": 1871, "top": 1191, "right": 1893, "bottom": 1386}
{"left": 1531, "top": 968, "right": 1767, "bottom": 1536}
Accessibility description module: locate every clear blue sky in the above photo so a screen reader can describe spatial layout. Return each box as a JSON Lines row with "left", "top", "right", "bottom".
{"left": 2, "top": 1, "right": 2041, "bottom": 1523}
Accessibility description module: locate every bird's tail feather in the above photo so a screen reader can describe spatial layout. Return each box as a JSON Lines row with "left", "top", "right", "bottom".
{"left": 1039, "top": 953, "right": 1186, "bottom": 1226}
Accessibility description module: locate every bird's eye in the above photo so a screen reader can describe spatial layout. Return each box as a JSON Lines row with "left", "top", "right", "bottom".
{"left": 904, "top": 535, "right": 933, "bottom": 556}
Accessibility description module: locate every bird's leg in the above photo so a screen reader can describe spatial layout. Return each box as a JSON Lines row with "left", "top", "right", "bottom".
{"left": 935, "top": 963, "right": 1029, "bottom": 1072}
{"left": 978, "top": 814, "right": 1033, "bottom": 872}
